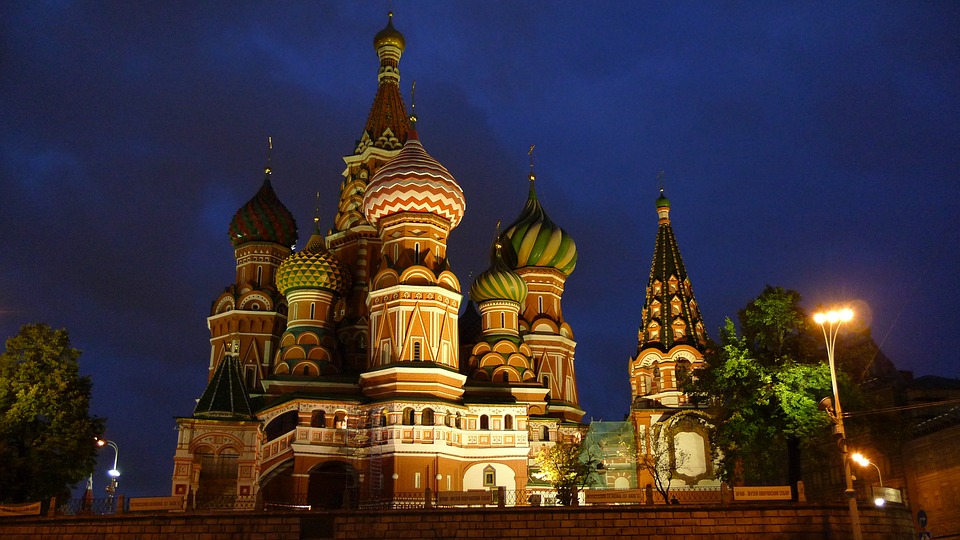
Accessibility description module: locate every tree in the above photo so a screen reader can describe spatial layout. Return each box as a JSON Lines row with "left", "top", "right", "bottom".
{"left": 687, "top": 287, "right": 838, "bottom": 487}
{"left": 636, "top": 420, "right": 689, "bottom": 504}
{"left": 534, "top": 439, "right": 601, "bottom": 505}
{"left": 0, "top": 324, "right": 104, "bottom": 503}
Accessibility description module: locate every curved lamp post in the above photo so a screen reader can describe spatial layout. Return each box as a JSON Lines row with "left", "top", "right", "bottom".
{"left": 852, "top": 452, "right": 885, "bottom": 507}
{"left": 96, "top": 439, "right": 120, "bottom": 502}
{"left": 813, "top": 308, "right": 861, "bottom": 540}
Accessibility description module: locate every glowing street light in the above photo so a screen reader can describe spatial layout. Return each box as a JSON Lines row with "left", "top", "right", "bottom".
{"left": 96, "top": 438, "right": 120, "bottom": 501}
{"left": 852, "top": 452, "right": 886, "bottom": 507}
{"left": 813, "top": 308, "right": 861, "bottom": 540}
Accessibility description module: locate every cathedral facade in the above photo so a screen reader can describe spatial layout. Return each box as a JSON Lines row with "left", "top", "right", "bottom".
{"left": 170, "top": 14, "right": 585, "bottom": 509}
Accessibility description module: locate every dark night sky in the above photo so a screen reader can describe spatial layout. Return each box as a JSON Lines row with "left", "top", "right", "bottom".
{"left": 2, "top": 2, "right": 958, "bottom": 498}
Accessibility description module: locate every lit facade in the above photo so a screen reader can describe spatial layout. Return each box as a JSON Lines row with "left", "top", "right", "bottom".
{"left": 171, "top": 14, "right": 584, "bottom": 508}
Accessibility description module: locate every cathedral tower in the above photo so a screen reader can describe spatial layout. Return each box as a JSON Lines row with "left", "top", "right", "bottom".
{"left": 501, "top": 170, "right": 582, "bottom": 423}
{"left": 629, "top": 189, "right": 716, "bottom": 491}
{"left": 360, "top": 123, "right": 467, "bottom": 400}
{"left": 327, "top": 12, "right": 412, "bottom": 374}
{"left": 208, "top": 161, "right": 297, "bottom": 392}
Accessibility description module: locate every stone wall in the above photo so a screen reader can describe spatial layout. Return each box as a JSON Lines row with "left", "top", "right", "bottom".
{"left": 0, "top": 504, "right": 914, "bottom": 540}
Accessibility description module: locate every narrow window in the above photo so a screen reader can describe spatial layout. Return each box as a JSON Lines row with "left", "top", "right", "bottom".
{"left": 302, "top": 365, "right": 310, "bottom": 376}
{"left": 541, "top": 426, "right": 550, "bottom": 441}
{"left": 422, "top": 408, "right": 434, "bottom": 426}
{"left": 483, "top": 465, "right": 496, "bottom": 487}
{"left": 310, "top": 303, "right": 316, "bottom": 319}
{"left": 415, "top": 472, "right": 421, "bottom": 489}
{"left": 455, "top": 413, "right": 462, "bottom": 429}
{"left": 501, "top": 372, "right": 509, "bottom": 383}
{"left": 245, "top": 366, "right": 255, "bottom": 388}
{"left": 415, "top": 243, "right": 420, "bottom": 264}
{"left": 413, "top": 341, "right": 422, "bottom": 361}
{"left": 403, "top": 407, "right": 415, "bottom": 426}
{"left": 504, "top": 415, "right": 513, "bottom": 430}
{"left": 538, "top": 297, "right": 543, "bottom": 314}
{"left": 480, "top": 415, "right": 489, "bottom": 430}
{"left": 257, "top": 266, "right": 263, "bottom": 287}
{"left": 311, "top": 410, "right": 326, "bottom": 428}
{"left": 500, "top": 313, "right": 505, "bottom": 328}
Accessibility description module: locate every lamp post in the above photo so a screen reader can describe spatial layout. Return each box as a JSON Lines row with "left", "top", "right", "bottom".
{"left": 852, "top": 453, "right": 885, "bottom": 507}
{"left": 96, "top": 439, "right": 120, "bottom": 504}
{"left": 813, "top": 308, "right": 861, "bottom": 540}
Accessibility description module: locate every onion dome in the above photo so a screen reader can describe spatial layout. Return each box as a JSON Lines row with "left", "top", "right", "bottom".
{"left": 229, "top": 170, "right": 298, "bottom": 248}
{"left": 502, "top": 177, "right": 577, "bottom": 275}
{"left": 374, "top": 12, "right": 405, "bottom": 51}
{"left": 470, "top": 241, "right": 528, "bottom": 303}
{"left": 276, "top": 231, "right": 350, "bottom": 295}
{"left": 363, "top": 131, "right": 466, "bottom": 229}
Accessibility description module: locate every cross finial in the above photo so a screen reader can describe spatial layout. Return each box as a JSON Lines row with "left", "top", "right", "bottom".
{"left": 494, "top": 220, "right": 502, "bottom": 251}
{"left": 409, "top": 80, "right": 417, "bottom": 126}
{"left": 528, "top": 145, "right": 536, "bottom": 181}
{"left": 314, "top": 191, "right": 322, "bottom": 232}
{"left": 265, "top": 136, "right": 274, "bottom": 175}
{"left": 657, "top": 170, "right": 664, "bottom": 193}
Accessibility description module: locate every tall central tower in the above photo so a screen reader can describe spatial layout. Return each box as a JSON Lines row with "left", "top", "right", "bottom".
{"left": 360, "top": 124, "right": 467, "bottom": 400}
{"left": 327, "top": 13, "right": 412, "bottom": 374}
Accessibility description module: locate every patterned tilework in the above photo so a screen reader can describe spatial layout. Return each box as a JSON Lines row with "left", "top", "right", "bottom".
{"left": 229, "top": 176, "right": 298, "bottom": 248}
{"left": 276, "top": 233, "right": 351, "bottom": 295}
{"left": 502, "top": 180, "right": 577, "bottom": 275}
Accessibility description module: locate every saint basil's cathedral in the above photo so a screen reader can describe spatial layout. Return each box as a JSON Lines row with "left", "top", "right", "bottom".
{"left": 170, "top": 13, "right": 717, "bottom": 507}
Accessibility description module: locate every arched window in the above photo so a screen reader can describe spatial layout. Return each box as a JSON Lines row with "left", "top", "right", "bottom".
{"left": 310, "top": 302, "right": 316, "bottom": 319}
{"left": 379, "top": 410, "right": 388, "bottom": 427}
{"left": 311, "top": 410, "right": 326, "bottom": 428}
{"left": 334, "top": 411, "right": 347, "bottom": 429}
{"left": 541, "top": 426, "right": 550, "bottom": 441}
{"left": 257, "top": 266, "right": 263, "bottom": 286}
{"left": 501, "top": 371, "right": 509, "bottom": 383}
{"left": 480, "top": 415, "right": 490, "bottom": 430}
{"left": 504, "top": 414, "right": 513, "bottom": 430}
{"left": 422, "top": 408, "right": 434, "bottom": 426}
{"left": 402, "top": 407, "right": 415, "bottom": 426}
{"left": 652, "top": 366, "right": 661, "bottom": 392}
{"left": 413, "top": 341, "right": 422, "bottom": 361}
{"left": 542, "top": 376, "right": 550, "bottom": 399}
{"left": 500, "top": 313, "right": 505, "bottom": 328}
{"left": 455, "top": 412, "right": 462, "bottom": 429}
{"left": 415, "top": 242, "right": 420, "bottom": 264}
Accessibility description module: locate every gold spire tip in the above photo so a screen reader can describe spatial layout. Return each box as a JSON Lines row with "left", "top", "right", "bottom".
{"left": 528, "top": 145, "right": 536, "bottom": 181}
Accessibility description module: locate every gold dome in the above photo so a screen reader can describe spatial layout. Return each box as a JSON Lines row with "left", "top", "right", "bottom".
{"left": 374, "top": 12, "right": 405, "bottom": 51}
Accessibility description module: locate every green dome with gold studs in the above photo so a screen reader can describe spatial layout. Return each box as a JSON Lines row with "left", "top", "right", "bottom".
{"left": 471, "top": 241, "right": 528, "bottom": 303}
{"left": 501, "top": 178, "right": 577, "bottom": 275}
{"left": 276, "top": 232, "right": 350, "bottom": 295}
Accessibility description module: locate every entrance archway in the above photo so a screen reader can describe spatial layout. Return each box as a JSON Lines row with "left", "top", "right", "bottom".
{"left": 307, "top": 461, "right": 358, "bottom": 509}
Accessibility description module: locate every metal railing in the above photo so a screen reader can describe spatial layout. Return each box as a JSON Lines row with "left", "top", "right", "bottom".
{"left": 36, "top": 485, "right": 730, "bottom": 518}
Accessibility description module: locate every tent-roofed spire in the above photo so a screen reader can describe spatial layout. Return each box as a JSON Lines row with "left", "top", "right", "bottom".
{"left": 638, "top": 188, "right": 707, "bottom": 353}
{"left": 193, "top": 343, "right": 255, "bottom": 420}
{"left": 358, "top": 12, "right": 409, "bottom": 153}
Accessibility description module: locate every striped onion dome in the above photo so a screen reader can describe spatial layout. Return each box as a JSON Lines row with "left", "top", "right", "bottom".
{"left": 276, "top": 232, "right": 350, "bottom": 295}
{"left": 502, "top": 179, "right": 577, "bottom": 275}
{"left": 229, "top": 171, "right": 298, "bottom": 248}
{"left": 470, "top": 241, "right": 528, "bottom": 304}
{"left": 363, "top": 130, "right": 466, "bottom": 229}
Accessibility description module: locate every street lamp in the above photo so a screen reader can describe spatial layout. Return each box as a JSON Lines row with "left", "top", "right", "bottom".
{"left": 96, "top": 439, "right": 120, "bottom": 502}
{"left": 813, "top": 308, "right": 861, "bottom": 540}
{"left": 852, "top": 452, "right": 885, "bottom": 507}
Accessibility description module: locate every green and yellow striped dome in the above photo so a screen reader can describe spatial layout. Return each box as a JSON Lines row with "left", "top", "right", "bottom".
{"left": 470, "top": 241, "right": 528, "bottom": 303}
{"left": 501, "top": 180, "right": 577, "bottom": 275}
{"left": 276, "top": 233, "right": 350, "bottom": 295}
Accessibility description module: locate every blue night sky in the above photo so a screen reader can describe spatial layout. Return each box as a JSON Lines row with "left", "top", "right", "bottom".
{"left": 2, "top": 2, "right": 958, "bottom": 497}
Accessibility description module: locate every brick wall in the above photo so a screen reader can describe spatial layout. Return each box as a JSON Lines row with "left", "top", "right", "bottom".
{"left": 0, "top": 504, "right": 914, "bottom": 540}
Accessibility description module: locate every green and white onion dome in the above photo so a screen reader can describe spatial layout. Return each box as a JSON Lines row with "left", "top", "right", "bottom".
{"left": 470, "top": 242, "right": 528, "bottom": 304}
{"left": 276, "top": 233, "right": 350, "bottom": 296}
{"left": 501, "top": 182, "right": 577, "bottom": 275}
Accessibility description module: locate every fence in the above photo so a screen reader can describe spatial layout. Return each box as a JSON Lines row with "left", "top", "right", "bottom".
{"left": 23, "top": 485, "right": 814, "bottom": 518}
